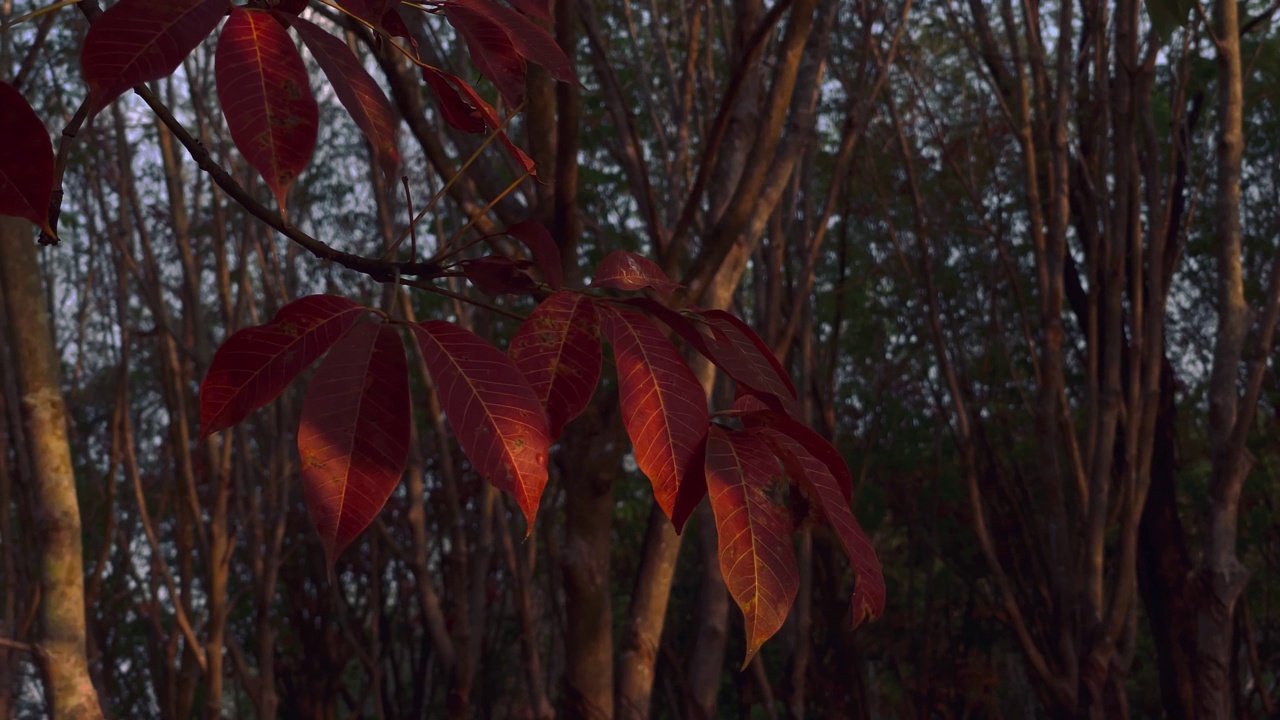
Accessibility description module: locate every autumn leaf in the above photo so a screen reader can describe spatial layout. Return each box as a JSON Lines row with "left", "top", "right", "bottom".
{"left": 216, "top": 7, "right": 319, "bottom": 214}
{"left": 504, "top": 220, "right": 562, "bottom": 290}
{"left": 298, "top": 322, "right": 411, "bottom": 564}
{"left": 756, "top": 427, "right": 885, "bottom": 628}
{"left": 705, "top": 425, "right": 799, "bottom": 667}
{"left": 590, "top": 250, "right": 683, "bottom": 301}
{"left": 0, "top": 82, "right": 55, "bottom": 234}
{"left": 81, "top": 0, "right": 230, "bottom": 113}
{"left": 447, "top": 0, "right": 578, "bottom": 86}
{"left": 600, "top": 303, "right": 708, "bottom": 530}
{"left": 460, "top": 255, "right": 539, "bottom": 297}
{"left": 290, "top": 16, "right": 401, "bottom": 180}
{"left": 412, "top": 321, "right": 551, "bottom": 529}
{"left": 508, "top": 291, "right": 602, "bottom": 441}
{"left": 200, "top": 295, "right": 367, "bottom": 437}
{"left": 446, "top": 4, "right": 527, "bottom": 106}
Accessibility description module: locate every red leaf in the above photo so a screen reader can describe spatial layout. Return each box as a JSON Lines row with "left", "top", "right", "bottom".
{"left": 508, "top": 291, "right": 601, "bottom": 440}
{"left": 335, "top": 0, "right": 413, "bottom": 41}
{"left": 422, "top": 68, "right": 485, "bottom": 133}
{"left": 216, "top": 7, "right": 319, "bottom": 214}
{"left": 755, "top": 427, "right": 885, "bottom": 628}
{"left": 450, "top": 75, "right": 538, "bottom": 175}
{"left": 291, "top": 16, "right": 401, "bottom": 180}
{"left": 299, "top": 322, "right": 410, "bottom": 563}
{"left": 80, "top": 0, "right": 229, "bottom": 113}
{"left": 0, "top": 82, "right": 54, "bottom": 233}
{"left": 420, "top": 68, "right": 536, "bottom": 176}
{"left": 600, "top": 304, "right": 708, "bottom": 529}
{"left": 274, "top": 0, "right": 309, "bottom": 13}
{"left": 504, "top": 0, "right": 551, "bottom": 23}
{"left": 200, "top": 295, "right": 366, "bottom": 437}
{"left": 590, "top": 250, "right": 683, "bottom": 300}
{"left": 742, "top": 411, "right": 852, "bottom": 503}
{"left": 694, "top": 309, "right": 800, "bottom": 419}
{"left": 446, "top": 4, "right": 526, "bottom": 106}
{"left": 447, "top": 0, "right": 578, "bottom": 85}
{"left": 412, "top": 321, "right": 550, "bottom": 528}
{"left": 504, "top": 220, "right": 562, "bottom": 290}
{"left": 705, "top": 425, "right": 799, "bottom": 667}
{"left": 460, "top": 255, "right": 539, "bottom": 296}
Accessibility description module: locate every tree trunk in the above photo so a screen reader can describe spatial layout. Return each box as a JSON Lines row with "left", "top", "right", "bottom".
{"left": 0, "top": 216, "right": 104, "bottom": 720}
{"left": 1199, "top": 1, "right": 1250, "bottom": 716}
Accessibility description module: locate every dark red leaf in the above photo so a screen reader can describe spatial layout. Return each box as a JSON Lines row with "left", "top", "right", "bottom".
{"left": 420, "top": 68, "right": 537, "bottom": 176}
{"left": 694, "top": 309, "right": 800, "bottom": 419}
{"left": 447, "top": 0, "right": 578, "bottom": 85}
{"left": 445, "top": 4, "right": 526, "bottom": 106}
{"left": 299, "top": 322, "right": 410, "bottom": 564}
{"left": 411, "top": 321, "right": 550, "bottom": 528}
{"left": 422, "top": 68, "right": 485, "bottom": 133}
{"left": 216, "top": 7, "right": 319, "bottom": 214}
{"left": 504, "top": 220, "right": 562, "bottom": 290}
{"left": 599, "top": 304, "right": 708, "bottom": 529}
{"left": 336, "top": 0, "right": 413, "bottom": 41}
{"left": 291, "top": 16, "right": 401, "bottom": 180}
{"left": 755, "top": 427, "right": 885, "bottom": 628}
{"left": 742, "top": 411, "right": 853, "bottom": 503}
{"left": 450, "top": 76, "right": 538, "bottom": 175}
{"left": 508, "top": 291, "right": 601, "bottom": 440}
{"left": 705, "top": 425, "right": 799, "bottom": 667}
{"left": 590, "top": 250, "right": 683, "bottom": 300}
{"left": 200, "top": 295, "right": 367, "bottom": 437}
{"left": 613, "top": 298, "right": 797, "bottom": 417}
{"left": 460, "top": 255, "right": 539, "bottom": 296}
{"left": 81, "top": 0, "right": 229, "bottom": 113}
{"left": 730, "top": 394, "right": 771, "bottom": 414}
{"left": 0, "top": 82, "right": 54, "bottom": 234}
{"left": 274, "top": 0, "right": 309, "bottom": 13}
{"left": 504, "top": 0, "right": 551, "bottom": 23}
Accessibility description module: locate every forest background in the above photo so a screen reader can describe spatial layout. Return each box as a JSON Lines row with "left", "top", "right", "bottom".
{"left": 0, "top": 0, "right": 1278, "bottom": 718}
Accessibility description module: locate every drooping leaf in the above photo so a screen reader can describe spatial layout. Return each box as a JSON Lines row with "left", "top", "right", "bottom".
{"left": 740, "top": 410, "right": 853, "bottom": 502}
{"left": 504, "top": 0, "right": 551, "bottom": 23}
{"left": 705, "top": 425, "right": 799, "bottom": 667}
{"left": 298, "top": 322, "right": 410, "bottom": 564}
{"left": 216, "top": 7, "right": 319, "bottom": 213}
{"left": 600, "top": 303, "right": 708, "bottom": 530}
{"left": 422, "top": 68, "right": 486, "bottom": 133}
{"left": 694, "top": 309, "right": 800, "bottom": 419}
{"left": 290, "top": 16, "right": 401, "bottom": 180}
{"left": 200, "top": 295, "right": 366, "bottom": 437}
{"left": 508, "top": 291, "right": 601, "bottom": 440}
{"left": 412, "top": 321, "right": 550, "bottom": 528}
{"left": 336, "top": 0, "right": 414, "bottom": 41}
{"left": 756, "top": 427, "right": 885, "bottom": 629}
{"left": 421, "top": 68, "right": 536, "bottom": 175}
{"left": 615, "top": 298, "right": 798, "bottom": 418}
{"left": 447, "top": 0, "right": 578, "bottom": 86}
{"left": 0, "top": 82, "right": 54, "bottom": 234}
{"left": 445, "top": 4, "right": 526, "bottom": 106}
{"left": 80, "top": 0, "right": 229, "bottom": 113}
{"left": 450, "top": 76, "right": 538, "bottom": 175}
{"left": 590, "top": 250, "right": 683, "bottom": 300}
{"left": 460, "top": 255, "right": 539, "bottom": 296}
{"left": 503, "top": 220, "right": 562, "bottom": 290}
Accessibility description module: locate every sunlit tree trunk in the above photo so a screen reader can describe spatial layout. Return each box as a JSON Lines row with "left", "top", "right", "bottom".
{"left": 0, "top": 216, "right": 104, "bottom": 720}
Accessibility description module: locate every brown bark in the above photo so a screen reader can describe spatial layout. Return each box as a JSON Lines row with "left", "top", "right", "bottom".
{"left": 1198, "top": 1, "right": 1251, "bottom": 716}
{"left": 0, "top": 216, "right": 104, "bottom": 720}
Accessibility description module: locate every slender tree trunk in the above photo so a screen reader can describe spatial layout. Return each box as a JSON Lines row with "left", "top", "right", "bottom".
{"left": 1198, "top": 1, "right": 1250, "bottom": 716}
{"left": 0, "top": 216, "right": 104, "bottom": 720}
